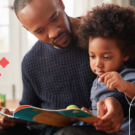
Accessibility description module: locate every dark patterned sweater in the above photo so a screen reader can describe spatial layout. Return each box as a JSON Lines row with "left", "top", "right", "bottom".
{"left": 20, "top": 39, "right": 96, "bottom": 110}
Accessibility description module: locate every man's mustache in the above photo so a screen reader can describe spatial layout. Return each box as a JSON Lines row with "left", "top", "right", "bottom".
{"left": 52, "top": 31, "right": 66, "bottom": 44}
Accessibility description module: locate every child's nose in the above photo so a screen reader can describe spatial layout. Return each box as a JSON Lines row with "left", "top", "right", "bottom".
{"left": 95, "top": 59, "right": 103, "bottom": 67}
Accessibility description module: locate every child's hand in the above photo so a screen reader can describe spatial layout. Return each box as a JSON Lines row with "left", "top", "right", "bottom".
{"left": 81, "top": 107, "right": 92, "bottom": 114}
{"left": 98, "top": 71, "right": 127, "bottom": 92}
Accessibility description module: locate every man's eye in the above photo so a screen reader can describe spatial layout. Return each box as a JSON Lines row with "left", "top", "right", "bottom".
{"left": 52, "top": 16, "right": 58, "bottom": 22}
{"left": 38, "top": 29, "right": 44, "bottom": 33}
{"left": 104, "top": 57, "right": 111, "bottom": 60}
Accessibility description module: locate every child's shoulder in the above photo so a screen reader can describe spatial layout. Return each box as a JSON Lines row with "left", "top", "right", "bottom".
{"left": 120, "top": 66, "right": 135, "bottom": 81}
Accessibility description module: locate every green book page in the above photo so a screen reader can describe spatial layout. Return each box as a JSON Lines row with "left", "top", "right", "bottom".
{"left": 13, "top": 106, "right": 100, "bottom": 127}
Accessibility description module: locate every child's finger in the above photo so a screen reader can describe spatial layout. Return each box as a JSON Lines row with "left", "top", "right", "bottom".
{"left": 98, "top": 74, "right": 105, "bottom": 82}
{"left": 81, "top": 107, "right": 88, "bottom": 112}
{"left": 88, "top": 110, "right": 92, "bottom": 114}
{"left": 81, "top": 107, "right": 92, "bottom": 114}
{"left": 98, "top": 72, "right": 109, "bottom": 83}
{"left": 103, "top": 74, "right": 114, "bottom": 85}
{"left": 109, "top": 80, "right": 117, "bottom": 90}
{"left": 106, "top": 78, "right": 116, "bottom": 90}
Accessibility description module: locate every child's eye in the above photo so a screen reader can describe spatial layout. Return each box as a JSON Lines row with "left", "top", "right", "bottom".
{"left": 90, "top": 56, "right": 95, "bottom": 59}
{"left": 104, "top": 57, "right": 111, "bottom": 60}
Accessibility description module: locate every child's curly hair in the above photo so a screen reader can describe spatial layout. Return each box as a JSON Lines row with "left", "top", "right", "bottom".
{"left": 78, "top": 4, "right": 135, "bottom": 60}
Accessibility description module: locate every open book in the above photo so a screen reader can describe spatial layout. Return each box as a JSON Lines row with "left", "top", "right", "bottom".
{"left": 0, "top": 105, "right": 126, "bottom": 133}
{"left": 0, "top": 105, "right": 100, "bottom": 127}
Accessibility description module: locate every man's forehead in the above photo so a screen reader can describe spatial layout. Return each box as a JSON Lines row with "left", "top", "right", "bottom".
{"left": 18, "top": 0, "right": 58, "bottom": 23}
{"left": 18, "top": 0, "right": 58, "bottom": 17}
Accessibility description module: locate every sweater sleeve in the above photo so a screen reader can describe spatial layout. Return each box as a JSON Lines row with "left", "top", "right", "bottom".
{"left": 110, "top": 91, "right": 135, "bottom": 118}
{"left": 19, "top": 54, "right": 41, "bottom": 107}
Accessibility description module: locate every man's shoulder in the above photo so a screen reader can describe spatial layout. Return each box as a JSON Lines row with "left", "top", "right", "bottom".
{"left": 22, "top": 40, "right": 47, "bottom": 68}
{"left": 27, "top": 40, "right": 45, "bottom": 55}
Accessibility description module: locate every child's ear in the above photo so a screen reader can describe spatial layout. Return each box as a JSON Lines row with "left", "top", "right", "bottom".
{"left": 58, "top": 0, "right": 65, "bottom": 10}
{"left": 123, "top": 54, "right": 130, "bottom": 62}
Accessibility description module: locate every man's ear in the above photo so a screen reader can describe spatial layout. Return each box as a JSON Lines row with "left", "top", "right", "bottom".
{"left": 58, "top": 0, "right": 65, "bottom": 10}
{"left": 22, "top": 24, "right": 29, "bottom": 31}
{"left": 123, "top": 54, "right": 130, "bottom": 62}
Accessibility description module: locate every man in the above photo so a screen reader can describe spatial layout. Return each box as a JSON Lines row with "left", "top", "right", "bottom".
{"left": 0, "top": 0, "right": 131, "bottom": 135}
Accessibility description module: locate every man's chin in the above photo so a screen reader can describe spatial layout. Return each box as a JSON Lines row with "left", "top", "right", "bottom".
{"left": 53, "top": 45, "right": 69, "bottom": 49}
{"left": 53, "top": 41, "right": 72, "bottom": 49}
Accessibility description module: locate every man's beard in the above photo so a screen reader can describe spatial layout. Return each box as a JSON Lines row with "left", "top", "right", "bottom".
{"left": 52, "top": 14, "right": 74, "bottom": 49}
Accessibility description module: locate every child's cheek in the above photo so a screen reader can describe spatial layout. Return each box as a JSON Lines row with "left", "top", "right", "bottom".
{"left": 90, "top": 60, "right": 94, "bottom": 72}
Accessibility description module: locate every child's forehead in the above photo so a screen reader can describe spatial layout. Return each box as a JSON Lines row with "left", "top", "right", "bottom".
{"left": 89, "top": 37, "right": 120, "bottom": 51}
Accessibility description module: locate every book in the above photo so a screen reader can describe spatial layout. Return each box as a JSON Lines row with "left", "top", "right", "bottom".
{"left": 0, "top": 105, "right": 100, "bottom": 127}
{"left": 0, "top": 105, "right": 126, "bottom": 133}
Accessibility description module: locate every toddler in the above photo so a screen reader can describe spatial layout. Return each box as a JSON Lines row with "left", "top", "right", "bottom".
{"left": 78, "top": 4, "right": 135, "bottom": 134}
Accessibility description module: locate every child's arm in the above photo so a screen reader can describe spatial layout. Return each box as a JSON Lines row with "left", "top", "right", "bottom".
{"left": 123, "top": 81, "right": 135, "bottom": 100}
{"left": 98, "top": 71, "right": 135, "bottom": 100}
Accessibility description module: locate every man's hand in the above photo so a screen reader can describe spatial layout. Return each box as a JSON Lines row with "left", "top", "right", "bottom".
{"left": 0, "top": 107, "right": 16, "bottom": 129}
{"left": 98, "top": 71, "right": 127, "bottom": 92}
{"left": 94, "top": 97, "right": 124, "bottom": 134}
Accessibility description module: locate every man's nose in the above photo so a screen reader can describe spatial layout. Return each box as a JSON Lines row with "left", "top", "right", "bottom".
{"left": 48, "top": 26, "right": 61, "bottom": 39}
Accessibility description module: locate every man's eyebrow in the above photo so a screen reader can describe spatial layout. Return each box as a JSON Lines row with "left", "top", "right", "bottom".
{"left": 49, "top": 11, "right": 57, "bottom": 20}
{"left": 33, "top": 12, "right": 57, "bottom": 33}
{"left": 33, "top": 28, "right": 41, "bottom": 33}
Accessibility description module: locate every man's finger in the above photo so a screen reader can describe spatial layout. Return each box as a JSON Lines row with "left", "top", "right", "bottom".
{"left": 97, "top": 100, "right": 106, "bottom": 118}
{"left": 98, "top": 123, "right": 116, "bottom": 131}
{"left": 0, "top": 120, "right": 10, "bottom": 127}
{"left": 100, "top": 108, "right": 115, "bottom": 122}
{"left": 0, "top": 125, "right": 10, "bottom": 129}
{"left": 1, "top": 108, "right": 12, "bottom": 115}
{"left": 103, "top": 124, "right": 121, "bottom": 134}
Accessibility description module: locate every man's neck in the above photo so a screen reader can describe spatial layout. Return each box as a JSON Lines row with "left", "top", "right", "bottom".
{"left": 69, "top": 17, "right": 81, "bottom": 40}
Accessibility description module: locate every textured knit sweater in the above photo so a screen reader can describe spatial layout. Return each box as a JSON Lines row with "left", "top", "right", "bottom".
{"left": 20, "top": 39, "right": 96, "bottom": 110}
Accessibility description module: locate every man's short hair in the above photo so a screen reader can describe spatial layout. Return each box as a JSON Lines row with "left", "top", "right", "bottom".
{"left": 13, "top": 0, "right": 33, "bottom": 16}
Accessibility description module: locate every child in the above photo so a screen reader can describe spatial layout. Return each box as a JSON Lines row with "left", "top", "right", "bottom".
{"left": 78, "top": 4, "right": 135, "bottom": 134}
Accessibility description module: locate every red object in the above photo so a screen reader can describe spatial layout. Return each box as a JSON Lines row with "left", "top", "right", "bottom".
{"left": 14, "top": 105, "right": 31, "bottom": 113}
{"left": 0, "top": 57, "right": 9, "bottom": 68}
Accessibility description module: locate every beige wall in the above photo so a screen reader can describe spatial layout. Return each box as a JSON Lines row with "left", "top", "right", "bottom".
{"left": 73, "top": 0, "right": 130, "bottom": 17}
